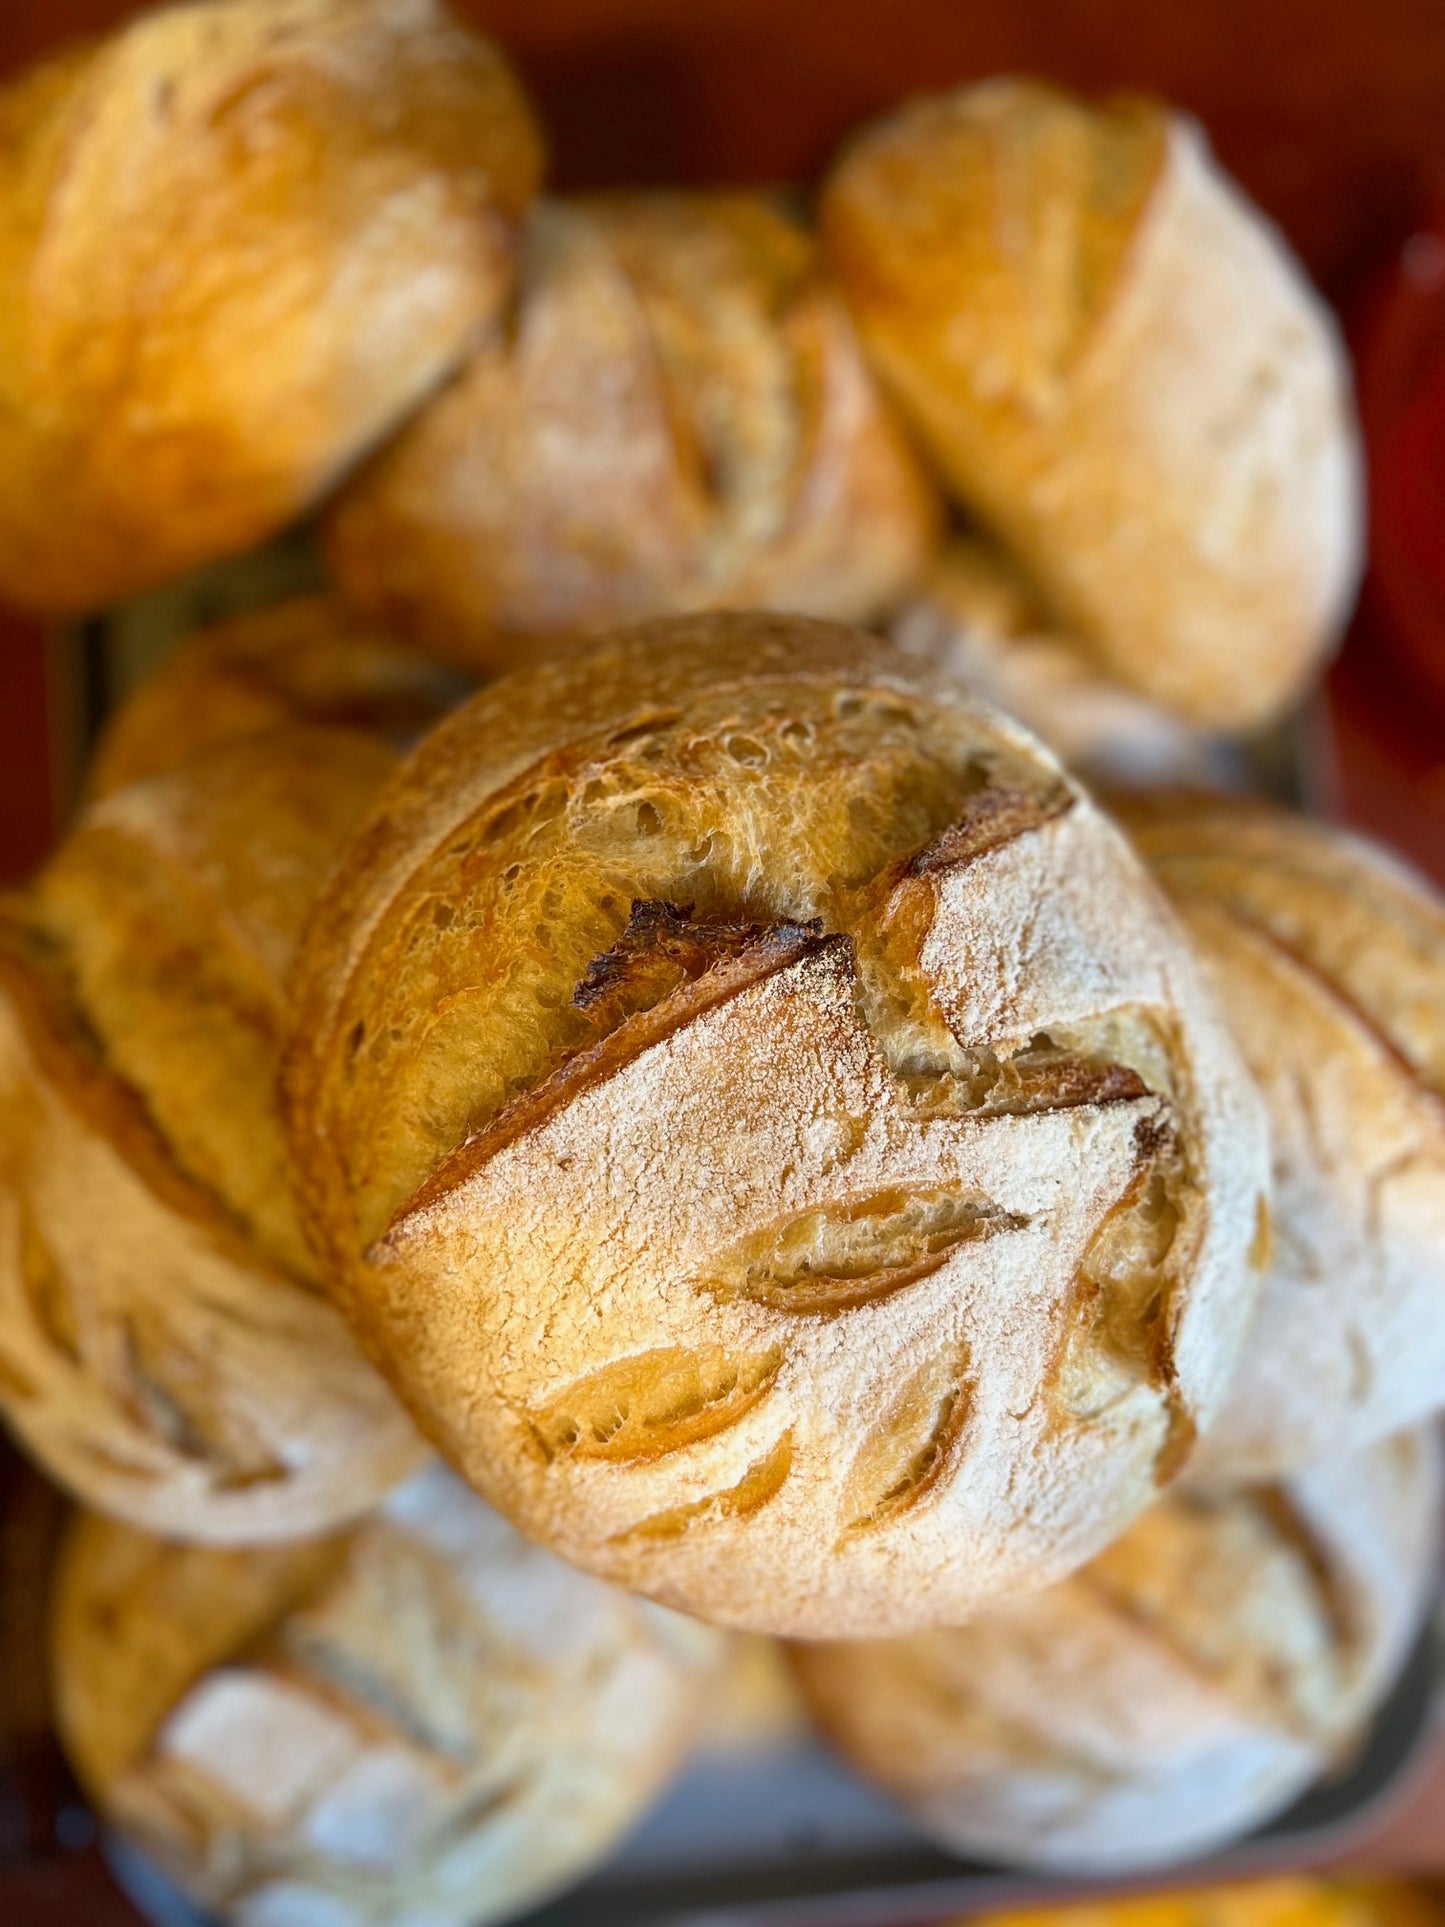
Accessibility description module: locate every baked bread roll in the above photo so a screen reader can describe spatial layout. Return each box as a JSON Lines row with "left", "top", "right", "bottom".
{"left": 821, "top": 80, "right": 1362, "bottom": 731}
{"left": 53, "top": 1462, "right": 723, "bottom": 1927}
{"left": 0, "top": 0, "right": 543, "bottom": 614}
{"left": 892, "top": 540, "right": 1223, "bottom": 787}
{"left": 284, "top": 613, "right": 1269, "bottom": 1637}
{"left": 0, "top": 728, "right": 425, "bottom": 1540}
{"left": 791, "top": 1427, "right": 1442, "bottom": 1873}
{"left": 1120, "top": 794, "right": 1445, "bottom": 1476}
{"left": 322, "top": 194, "right": 940, "bottom": 671}
{"left": 89, "top": 595, "right": 469, "bottom": 798}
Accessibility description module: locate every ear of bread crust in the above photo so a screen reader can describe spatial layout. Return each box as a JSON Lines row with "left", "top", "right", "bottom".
{"left": 822, "top": 80, "right": 1362, "bottom": 730}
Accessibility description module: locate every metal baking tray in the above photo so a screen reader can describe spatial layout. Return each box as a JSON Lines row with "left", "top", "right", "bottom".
{"left": 101, "top": 1619, "right": 1442, "bottom": 1927}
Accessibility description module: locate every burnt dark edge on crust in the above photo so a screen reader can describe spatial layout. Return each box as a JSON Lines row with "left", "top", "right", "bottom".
{"left": 376, "top": 916, "right": 843, "bottom": 1249}
{"left": 906, "top": 778, "right": 1074, "bottom": 877}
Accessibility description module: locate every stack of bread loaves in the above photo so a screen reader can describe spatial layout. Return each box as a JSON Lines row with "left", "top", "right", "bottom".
{"left": 0, "top": 3, "right": 1439, "bottom": 1919}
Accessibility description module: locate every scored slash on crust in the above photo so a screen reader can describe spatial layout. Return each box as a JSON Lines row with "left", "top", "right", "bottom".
{"left": 608, "top": 1431, "right": 796, "bottom": 1545}
{"left": 374, "top": 912, "right": 839, "bottom": 1250}
{"left": 378, "top": 836, "right": 1197, "bottom": 1524}
{"left": 693, "top": 1186, "right": 1028, "bottom": 1317}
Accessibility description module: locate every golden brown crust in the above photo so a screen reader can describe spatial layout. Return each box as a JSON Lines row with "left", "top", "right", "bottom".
{"left": 0, "top": 0, "right": 543, "bottom": 613}
{"left": 0, "top": 727, "right": 428, "bottom": 1540}
{"left": 791, "top": 1428, "right": 1441, "bottom": 1872}
{"left": 53, "top": 1465, "right": 723, "bottom": 1927}
{"left": 0, "top": 904, "right": 424, "bottom": 1542}
{"left": 1119, "top": 792, "right": 1445, "bottom": 1476}
{"left": 322, "top": 193, "right": 941, "bottom": 671}
{"left": 88, "top": 596, "right": 470, "bottom": 799}
{"left": 40, "top": 726, "right": 397, "bottom": 1282}
{"left": 283, "top": 612, "right": 1268, "bottom": 1637}
{"left": 822, "top": 80, "right": 1362, "bottom": 729}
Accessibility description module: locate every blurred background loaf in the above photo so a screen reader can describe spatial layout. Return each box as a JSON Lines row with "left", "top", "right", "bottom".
{"left": 1121, "top": 794, "right": 1445, "bottom": 1477}
{"left": 821, "top": 79, "right": 1362, "bottom": 732}
{"left": 87, "top": 596, "right": 470, "bottom": 799}
{"left": 52, "top": 1462, "right": 725, "bottom": 1927}
{"left": 0, "top": 724, "right": 426, "bottom": 1541}
{"left": 791, "top": 1427, "right": 1443, "bottom": 1872}
{"left": 323, "top": 191, "right": 941, "bottom": 670}
{"left": 0, "top": 0, "right": 544, "bottom": 614}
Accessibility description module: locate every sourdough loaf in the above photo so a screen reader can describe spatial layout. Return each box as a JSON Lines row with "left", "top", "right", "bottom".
{"left": 284, "top": 614, "right": 1269, "bottom": 1635}
{"left": 822, "top": 80, "right": 1361, "bottom": 729}
{"left": 0, "top": 0, "right": 543, "bottom": 612}
{"left": 0, "top": 728, "right": 425, "bottom": 1539}
{"left": 53, "top": 1462, "right": 722, "bottom": 1926}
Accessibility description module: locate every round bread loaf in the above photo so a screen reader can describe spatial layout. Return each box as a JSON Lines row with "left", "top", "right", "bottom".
{"left": 53, "top": 1461, "right": 723, "bottom": 1927}
{"left": 0, "top": 728, "right": 425, "bottom": 1540}
{"left": 322, "top": 193, "right": 940, "bottom": 671}
{"left": 283, "top": 614, "right": 1269, "bottom": 1637}
{"left": 791, "top": 1427, "right": 1442, "bottom": 1872}
{"left": 821, "top": 80, "right": 1362, "bottom": 731}
{"left": 892, "top": 539, "right": 1222, "bottom": 787}
{"left": 0, "top": 0, "right": 543, "bottom": 614}
{"left": 1120, "top": 793, "right": 1445, "bottom": 1476}
{"left": 89, "top": 596, "right": 470, "bottom": 798}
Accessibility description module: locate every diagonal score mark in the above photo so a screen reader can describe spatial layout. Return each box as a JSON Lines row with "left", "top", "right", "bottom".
{"left": 378, "top": 777, "right": 1172, "bottom": 1262}
{"left": 837, "top": 1344, "right": 975, "bottom": 1543}
{"left": 609, "top": 1431, "right": 794, "bottom": 1545}
{"left": 693, "top": 1188, "right": 1027, "bottom": 1317}
{"left": 377, "top": 918, "right": 835, "bottom": 1248}
{"left": 523, "top": 1344, "right": 784, "bottom": 1466}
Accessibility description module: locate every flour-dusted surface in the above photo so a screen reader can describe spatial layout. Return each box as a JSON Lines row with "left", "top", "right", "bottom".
{"left": 285, "top": 615, "right": 1268, "bottom": 1635}
{"left": 53, "top": 1463, "right": 724, "bottom": 1927}
{"left": 822, "top": 81, "right": 1361, "bottom": 730}
{"left": 791, "top": 1427, "right": 1442, "bottom": 1872}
